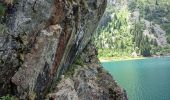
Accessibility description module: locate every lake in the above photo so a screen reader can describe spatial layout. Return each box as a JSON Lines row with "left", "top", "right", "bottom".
{"left": 102, "top": 57, "right": 170, "bottom": 100}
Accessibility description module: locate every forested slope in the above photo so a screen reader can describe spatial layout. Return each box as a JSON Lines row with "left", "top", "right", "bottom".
{"left": 94, "top": 0, "right": 170, "bottom": 58}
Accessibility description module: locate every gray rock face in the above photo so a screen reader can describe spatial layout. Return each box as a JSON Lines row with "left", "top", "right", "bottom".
{"left": 0, "top": 0, "right": 107, "bottom": 99}
{"left": 47, "top": 42, "right": 128, "bottom": 100}
{"left": 153, "top": 24, "right": 167, "bottom": 46}
{"left": 143, "top": 20, "right": 168, "bottom": 46}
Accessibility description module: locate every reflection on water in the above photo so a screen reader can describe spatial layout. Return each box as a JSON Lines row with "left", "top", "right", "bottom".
{"left": 102, "top": 57, "right": 170, "bottom": 100}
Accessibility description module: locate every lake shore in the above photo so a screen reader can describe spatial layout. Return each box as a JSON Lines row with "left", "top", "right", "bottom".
{"left": 99, "top": 56, "right": 146, "bottom": 62}
{"left": 99, "top": 56, "right": 170, "bottom": 62}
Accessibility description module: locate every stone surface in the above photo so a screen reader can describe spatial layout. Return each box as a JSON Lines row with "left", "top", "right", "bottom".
{"left": 0, "top": 0, "right": 107, "bottom": 99}
{"left": 47, "top": 42, "right": 128, "bottom": 100}
{"left": 0, "top": 0, "right": 128, "bottom": 99}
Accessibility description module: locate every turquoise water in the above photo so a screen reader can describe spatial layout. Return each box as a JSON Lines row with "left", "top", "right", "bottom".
{"left": 102, "top": 57, "right": 170, "bottom": 100}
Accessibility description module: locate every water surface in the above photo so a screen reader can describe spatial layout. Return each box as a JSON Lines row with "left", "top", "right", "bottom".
{"left": 102, "top": 57, "right": 170, "bottom": 100}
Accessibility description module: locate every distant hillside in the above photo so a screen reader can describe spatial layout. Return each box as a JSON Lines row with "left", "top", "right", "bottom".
{"left": 94, "top": 0, "right": 170, "bottom": 58}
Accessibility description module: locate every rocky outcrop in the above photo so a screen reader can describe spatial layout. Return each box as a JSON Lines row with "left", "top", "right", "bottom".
{"left": 143, "top": 20, "right": 168, "bottom": 46}
{"left": 0, "top": 0, "right": 107, "bottom": 99}
{"left": 47, "top": 42, "right": 128, "bottom": 100}
{"left": 0, "top": 0, "right": 128, "bottom": 99}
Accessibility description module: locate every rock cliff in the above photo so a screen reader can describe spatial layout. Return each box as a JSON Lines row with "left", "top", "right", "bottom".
{"left": 0, "top": 0, "right": 127, "bottom": 99}
{"left": 47, "top": 42, "right": 128, "bottom": 100}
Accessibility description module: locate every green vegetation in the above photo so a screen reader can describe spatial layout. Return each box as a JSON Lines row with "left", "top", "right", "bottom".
{"left": 73, "top": 55, "right": 84, "bottom": 66}
{"left": 94, "top": 0, "right": 170, "bottom": 59}
{"left": 0, "top": 95, "right": 17, "bottom": 100}
{"left": 94, "top": 5, "right": 134, "bottom": 58}
{"left": 50, "top": 55, "right": 84, "bottom": 91}
{"left": 0, "top": 4, "right": 6, "bottom": 18}
{"left": 167, "top": 35, "right": 170, "bottom": 44}
{"left": 0, "top": 3, "right": 7, "bottom": 36}
{"left": 0, "top": 24, "right": 7, "bottom": 36}
{"left": 64, "top": 64, "right": 78, "bottom": 78}
{"left": 65, "top": 55, "right": 84, "bottom": 77}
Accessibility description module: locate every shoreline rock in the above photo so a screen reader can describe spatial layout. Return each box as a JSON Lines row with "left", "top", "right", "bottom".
{"left": 47, "top": 42, "right": 128, "bottom": 100}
